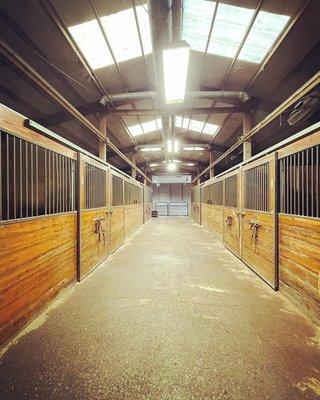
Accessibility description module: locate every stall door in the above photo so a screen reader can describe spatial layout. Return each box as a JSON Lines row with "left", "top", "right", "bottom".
{"left": 110, "top": 173, "right": 125, "bottom": 253}
{"left": 241, "top": 154, "right": 278, "bottom": 289}
{"left": 79, "top": 155, "right": 110, "bottom": 280}
{"left": 223, "top": 171, "right": 241, "bottom": 257}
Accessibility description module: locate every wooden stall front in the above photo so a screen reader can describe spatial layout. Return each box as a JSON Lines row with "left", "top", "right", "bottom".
{"left": 124, "top": 179, "right": 143, "bottom": 238}
{"left": 223, "top": 169, "right": 241, "bottom": 257}
{"left": 277, "top": 131, "right": 320, "bottom": 317}
{"left": 200, "top": 178, "right": 224, "bottom": 237}
{"left": 191, "top": 186, "right": 201, "bottom": 224}
{"left": 241, "top": 154, "right": 278, "bottom": 289}
{"left": 0, "top": 104, "right": 149, "bottom": 347}
{"left": 143, "top": 186, "right": 152, "bottom": 223}
{"left": 109, "top": 171, "right": 125, "bottom": 254}
{"left": 0, "top": 105, "right": 77, "bottom": 345}
{"left": 78, "top": 154, "right": 110, "bottom": 280}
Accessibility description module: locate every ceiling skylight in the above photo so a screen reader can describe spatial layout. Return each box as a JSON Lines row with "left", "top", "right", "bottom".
{"left": 68, "top": 20, "right": 113, "bottom": 69}
{"left": 175, "top": 116, "right": 219, "bottom": 136}
{"left": 182, "top": 0, "right": 290, "bottom": 64}
{"left": 68, "top": 4, "right": 152, "bottom": 70}
{"left": 239, "top": 11, "right": 290, "bottom": 63}
{"left": 128, "top": 118, "right": 162, "bottom": 137}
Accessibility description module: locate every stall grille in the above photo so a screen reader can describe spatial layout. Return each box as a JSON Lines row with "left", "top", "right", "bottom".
{"left": 279, "top": 145, "right": 320, "bottom": 217}
{"left": 224, "top": 175, "right": 237, "bottom": 207}
{"left": 211, "top": 181, "right": 223, "bottom": 205}
{"left": 112, "top": 175, "right": 123, "bottom": 206}
{"left": 201, "top": 185, "right": 210, "bottom": 203}
{"left": 85, "top": 164, "right": 106, "bottom": 209}
{"left": 0, "top": 131, "right": 76, "bottom": 221}
{"left": 245, "top": 163, "right": 269, "bottom": 211}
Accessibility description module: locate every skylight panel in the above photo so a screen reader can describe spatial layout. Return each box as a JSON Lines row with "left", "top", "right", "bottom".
{"left": 128, "top": 119, "right": 162, "bottom": 137}
{"left": 202, "top": 122, "right": 219, "bottom": 136}
{"left": 239, "top": 11, "right": 290, "bottom": 63}
{"left": 68, "top": 4, "right": 152, "bottom": 70}
{"left": 101, "top": 5, "right": 152, "bottom": 64}
{"left": 175, "top": 116, "right": 190, "bottom": 130}
{"left": 182, "top": 0, "right": 215, "bottom": 52}
{"left": 68, "top": 20, "right": 113, "bottom": 69}
{"left": 208, "top": 3, "right": 254, "bottom": 59}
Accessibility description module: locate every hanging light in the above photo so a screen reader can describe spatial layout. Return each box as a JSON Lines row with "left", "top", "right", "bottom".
{"left": 163, "top": 40, "right": 190, "bottom": 104}
{"left": 167, "top": 139, "right": 180, "bottom": 154}
{"left": 167, "top": 162, "right": 177, "bottom": 172}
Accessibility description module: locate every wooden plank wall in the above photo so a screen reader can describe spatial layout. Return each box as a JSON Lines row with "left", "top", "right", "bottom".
{"left": 110, "top": 206, "right": 125, "bottom": 254}
{"left": 201, "top": 204, "right": 224, "bottom": 237}
{"left": 80, "top": 208, "right": 110, "bottom": 279}
{"left": 223, "top": 207, "right": 241, "bottom": 257}
{"left": 0, "top": 214, "right": 77, "bottom": 345}
{"left": 242, "top": 211, "right": 275, "bottom": 286}
{"left": 279, "top": 215, "right": 320, "bottom": 317}
{"left": 124, "top": 204, "right": 143, "bottom": 239}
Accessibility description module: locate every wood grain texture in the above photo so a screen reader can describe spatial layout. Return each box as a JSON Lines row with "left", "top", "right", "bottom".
{"left": 191, "top": 202, "right": 201, "bottom": 224}
{"left": 223, "top": 206, "right": 240, "bottom": 256}
{"left": 0, "top": 213, "right": 77, "bottom": 346}
{"left": 242, "top": 211, "right": 275, "bottom": 286}
{"left": 110, "top": 206, "right": 125, "bottom": 254}
{"left": 201, "top": 203, "right": 223, "bottom": 237}
{"left": 124, "top": 204, "right": 143, "bottom": 239}
{"left": 80, "top": 208, "right": 109, "bottom": 279}
{"left": 279, "top": 214, "right": 320, "bottom": 305}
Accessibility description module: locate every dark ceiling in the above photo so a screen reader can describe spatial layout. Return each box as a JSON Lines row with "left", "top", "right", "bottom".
{"left": 0, "top": 0, "right": 319, "bottom": 179}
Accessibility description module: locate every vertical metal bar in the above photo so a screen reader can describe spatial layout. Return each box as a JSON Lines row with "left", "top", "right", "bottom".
{"left": 26, "top": 141, "right": 28, "bottom": 217}
{"left": 306, "top": 148, "right": 309, "bottom": 216}
{"left": 36, "top": 146, "right": 39, "bottom": 216}
{"left": 297, "top": 152, "right": 300, "bottom": 216}
{"left": 48, "top": 151, "right": 51, "bottom": 214}
{"left": 293, "top": 153, "right": 296, "bottom": 215}
{"left": 44, "top": 149, "right": 47, "bottom": 215}
{"left": 59, "top": 154, "right": 62, "bottom": 213}
{"left": 6, "top": 134, "right": 9, "bottom": 220}
{"left": 302, "top": 150, "right": 305, "bottom": 216}
{"left": 31, "top": 144, "right": 34, "bottom": 217}
{"left": 0, "top": 131, "right": 2, "bottom": 221}
{"left": 311, "top": 147, "right": 314, "bottom": 217}
{"left": 20, "top": 139, "right": 22, "bottom": 218}
{"left": 13, "top": 137, "right": 16, "bottom": 219}
{"left": 317, "top": 145, "right": 319, "bottom": 218}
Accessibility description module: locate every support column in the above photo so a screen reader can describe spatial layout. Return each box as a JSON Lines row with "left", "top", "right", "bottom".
{"left": 243, "top": 110, "right": 252, "bottom": 161}
{"left": 209, "top": 151, "right": 215, "bottom": 179}
{"left": 99, "top": 113, "right": 107, "bottom": 161}
{"left": 131, "top": 153, "right": 137, "bottom": 180}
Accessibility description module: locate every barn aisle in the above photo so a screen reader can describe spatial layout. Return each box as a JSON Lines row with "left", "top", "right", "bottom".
{"left": 0, "top": 218, "right": 319, "bottom": 400}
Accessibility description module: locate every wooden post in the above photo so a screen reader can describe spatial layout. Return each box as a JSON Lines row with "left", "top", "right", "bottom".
{"left": 243, "top": 110, "right": 252, "bottom": 160}
{"left": 209, "top": 151, "right": 215, "bottom": 178}
{"left": 99, "top": 114, "right": 107, "bottom": 161}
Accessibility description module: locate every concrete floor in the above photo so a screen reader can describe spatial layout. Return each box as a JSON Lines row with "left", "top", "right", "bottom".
{"left": 0, "top": 217, "right": 319, "bottom": 400}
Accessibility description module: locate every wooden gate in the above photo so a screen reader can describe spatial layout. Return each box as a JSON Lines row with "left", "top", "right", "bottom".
{"left": 241, "top": 153, "right": 278, "bottom": 289}
{"left": 109, "top": 170, "right": 125, "bottom": 254}
{"left": 79, "top": 154, "right": 110, "bottom": 280}
{"left": 191, "top": 186, "right": 201, "bottom": 224}
{"left": 223, "top": 169, "right": 241, "bottom": 257}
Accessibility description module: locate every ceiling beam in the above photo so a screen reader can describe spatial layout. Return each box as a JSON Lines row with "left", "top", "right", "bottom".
{"left": 0, "top": 38, "right": 151, "bottom": 181}
{"left": 193, "top": 69, "right": 320, "bottom": 182}
{"left": 105, "top": 106, "right": 242, "bottom": 116}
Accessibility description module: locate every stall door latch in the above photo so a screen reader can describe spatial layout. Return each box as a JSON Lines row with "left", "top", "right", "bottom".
{"left": 94, "top": 217, "right": 107, "bottom": 246}
{"left": 225, "top": 215, "right": 233, "bottom": 227}
{"left": 249, "top": 221, "right": 261, "bottom": 244}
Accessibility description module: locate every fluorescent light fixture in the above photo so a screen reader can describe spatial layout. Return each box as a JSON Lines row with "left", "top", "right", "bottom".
{"left": 174, "top": 139, "right": 179, "bottom": 153}
{"left": 140, "top": 147, "right": 162, "bottom": 152}
{"left": 69, "top": 4, "right": 152, "bottom": 70}
{"left": 182, "top": 0, "right": 289, "bottom": 64}
{"left": 167, "top": 162, "right": 177, "bottom": 172}
{"left": 128, "top": 118, "right": 162, "bottom": 137}
{"left": 167, "top": 139, "right": 180, "bottom": 153}
{"left": 183, "top": 146, "right": 205, "bottom": 151}
{"left": 185, "top": 162, "right": 195, "bottom": 166}
{"left": 163, "top": 41, "right": 190, "bottom": 104}
{"left": 149, "top": 163, "right": 159, "bottom": 167}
